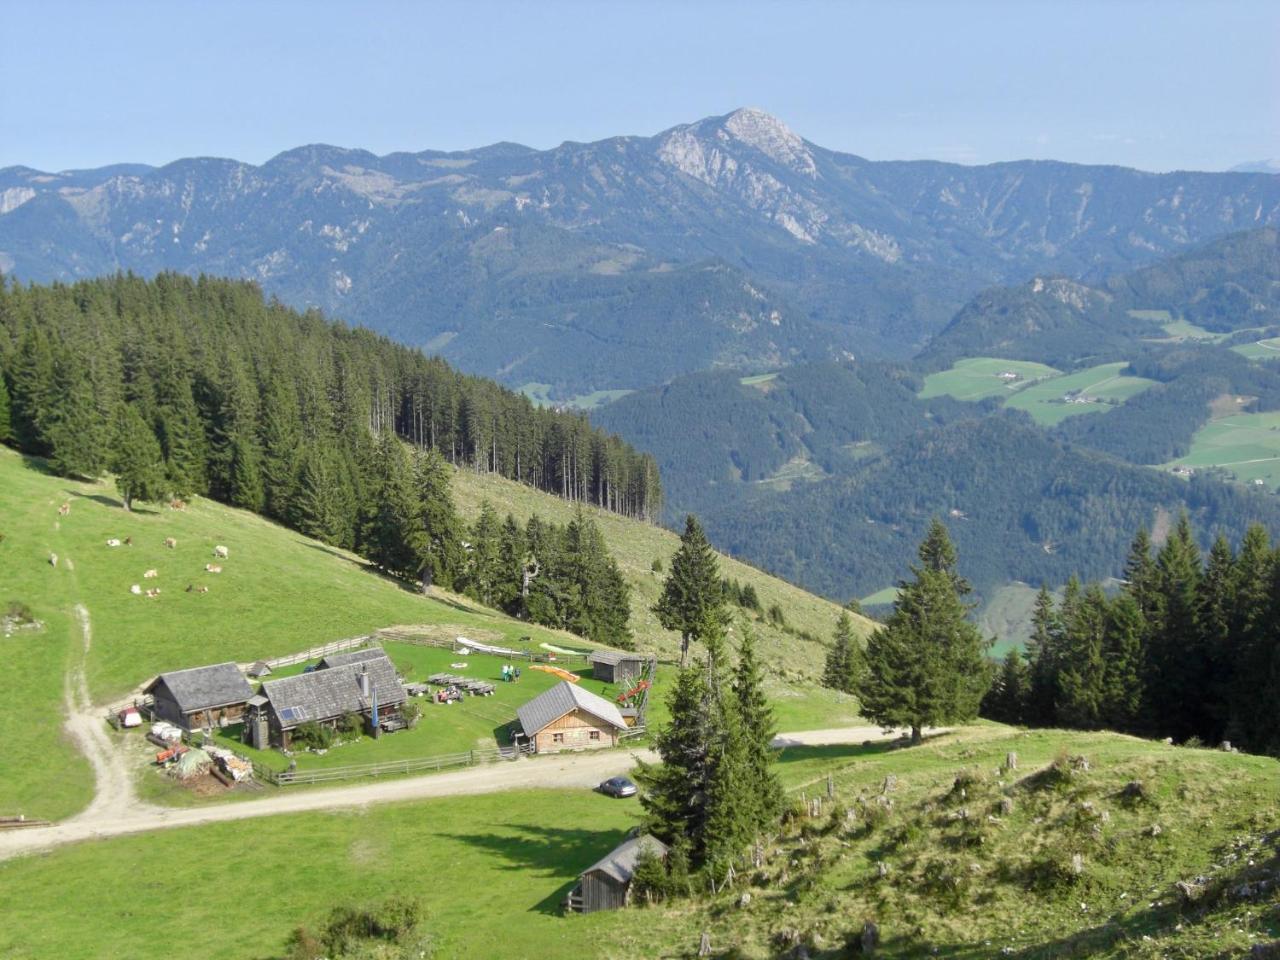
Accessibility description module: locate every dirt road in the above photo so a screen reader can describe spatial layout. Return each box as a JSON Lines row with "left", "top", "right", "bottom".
{"left": 0, "top": 724, "right": 909, "bottom": 861}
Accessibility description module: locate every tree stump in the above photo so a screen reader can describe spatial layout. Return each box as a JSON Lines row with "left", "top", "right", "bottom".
{"left": 1006, "top": 751, "right": 1018, "bottom": 771}
{"left": 827, "top": 773, "right": 835, "bottom": 799}
{"left": 697, "top": 931, "right": 712, "bottom": 957}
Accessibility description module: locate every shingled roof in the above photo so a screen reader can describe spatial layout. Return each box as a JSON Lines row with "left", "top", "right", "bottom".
{"left": 582, "top": 834, "right": 669, "bottom": 884}
{"left": 144, "top": 662, "right": 253, "bottom": 714}
{"left": 516, "top": 681, "right": 627, "bottom": 737}
{"left": 260, "top": 655, "right": 407, "bottom": 730}
{"left": 587, "top": 649, "right": 649, "bottom": 666}
{"left": 316, "top": 646, "right": 387, "bottom": 670}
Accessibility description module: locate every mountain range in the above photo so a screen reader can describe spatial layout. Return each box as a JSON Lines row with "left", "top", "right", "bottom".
{"left": 5, "top": 108, "right": 1280, "bottom": 397}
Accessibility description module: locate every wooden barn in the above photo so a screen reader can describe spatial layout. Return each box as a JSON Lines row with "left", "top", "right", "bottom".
{"left": 143, "top": 662, "right": 253, "bottom": 731}
{"left": 245, "top": 647, "right": 408, "bottom": 749}
{"left": 565, "top": 834, "right": 669, "bottom": 913}
{"left": 587, "top": 650, "right": 651, "bottom": 685}
{"left": 515, "top": 681, "right": 628, "bottom": 754}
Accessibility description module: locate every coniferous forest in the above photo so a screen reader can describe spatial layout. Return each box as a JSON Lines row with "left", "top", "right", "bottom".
{"left": 981, "top": 516, "right": 1280, "bottom": 757}
{"left": 0, "top": 272, "right": 661, "bottom": 589}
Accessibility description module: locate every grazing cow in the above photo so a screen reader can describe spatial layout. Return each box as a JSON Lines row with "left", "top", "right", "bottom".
{"left": 145, "top": 588, "right": 161, "bottom": 599}
{"left": 163, "top": 537, "right": 177, "bottom": 549}
{"left": 124, "top": 537, "right": 132, "bottom": 546}
{"left": 186, "top": 584, "right": 209, "bottom": 594}
{"left": 143, "top": 569, "right": 158, "bottom": 579}
{"left": 106, "top": 538, "right": 122, "bottom": 547}
{"left": 213, "top": 545, "right": 229, "bottom": 559}
{"left": 49, "top": 552, "right": 58, "bottom": 567}
{"left": 205, "top": 564, "right": 222, "bottom": 574}
{"left": 130, "top": 584, "right": 142, "bottom": 595}
{"left": 57, "top": 502, "right": 70, "bottom": 517}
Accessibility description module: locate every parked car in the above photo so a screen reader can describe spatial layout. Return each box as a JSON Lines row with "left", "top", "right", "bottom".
{"left": 598, "top": 776, "right": 637, "bottom": 798}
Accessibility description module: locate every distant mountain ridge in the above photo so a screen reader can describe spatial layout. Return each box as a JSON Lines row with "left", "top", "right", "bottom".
{"left": 4, "top": 108, "right": 1280, "bottom": 394}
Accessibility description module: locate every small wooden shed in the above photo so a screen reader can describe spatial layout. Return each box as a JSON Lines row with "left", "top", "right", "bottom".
{"left": 515, "top": 682, "right": 628, "bottom": 753}
{"left": 566, "top": 834, "right": 669, "bottom": 913}
{"left": 143, "top": 662, "right": 253, "bottom": 731}
{"left": 587, "top": 650, "right": 651, "bottom": 685}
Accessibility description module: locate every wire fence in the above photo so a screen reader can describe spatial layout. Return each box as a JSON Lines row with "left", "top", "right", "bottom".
{"left": 253, "top": 744, "right": 527, "bottom": 786}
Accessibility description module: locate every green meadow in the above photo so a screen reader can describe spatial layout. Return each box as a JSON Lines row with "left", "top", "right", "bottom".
{"left": 1232, "top": 336, "right": 1280, "bottom": 361}
{"left": 919, "top": 357, "right": 1060, "bottom": 402}
{"left": 1167, "top": 410, "right": 1280, "bottom": 490}
{"left": 1004, "top": 361, "right": 1156, "bottom": 426}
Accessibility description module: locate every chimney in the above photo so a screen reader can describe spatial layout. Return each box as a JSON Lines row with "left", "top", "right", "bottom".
{"left": 359, "top": 666, "right": 370, "bottom": 698}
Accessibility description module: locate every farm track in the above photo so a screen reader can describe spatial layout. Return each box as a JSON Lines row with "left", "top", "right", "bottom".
{"left": 0, "top": 722, "right": 913, "bottom": 861}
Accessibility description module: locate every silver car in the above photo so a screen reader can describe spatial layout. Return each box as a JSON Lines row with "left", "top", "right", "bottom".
{"left": 598, "top": 776, "right": 637, "bottom": 798}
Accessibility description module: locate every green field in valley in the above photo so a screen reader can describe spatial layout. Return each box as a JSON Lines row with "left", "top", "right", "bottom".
{"left": 517, "top": 382, "right": 634, "bottom": 410}
{"left": 2, "top": 726, "right": 1276, "bottom": 959}
{"left": 1004, "top": 361, "right": 1157, "bottom": 426}
{"left": 1166, "top": 410, "right": 1280, "bottom": 491}
{"left": 918, "top": 357, "right": 1060, "bottom": 401}
{"left": 1232, "top": 337, "right": 1280, "bottom": 361}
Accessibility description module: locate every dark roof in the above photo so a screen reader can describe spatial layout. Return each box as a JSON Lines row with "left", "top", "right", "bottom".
{"left": 260, "top": 655, "right": 406, "bottom": 729}
{"left": 517, "top": 682, "right": 627, "bottom": 737}
{"left": 587, "top": 650, "right": 648, "bottom": 666}
{"left": 582, "top": 834, "right": 669, "bottom": 884}
{"left": 247, "top": 661, "right": 273, "bottom": 678}
{"left": 144, "top": 662, "right": 252, "bottom": 713}
{"left": 317, "top": 646, "right": 388, "bottom": 670}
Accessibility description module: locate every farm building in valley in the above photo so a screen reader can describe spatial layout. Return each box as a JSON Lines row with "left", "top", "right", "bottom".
{"left": 245, "top": 647, "right": 408, "bottom": 749}
{"left": 143, "top": 663, "right": 254, "bottom": 731}
{"left": 515, "top": 681, "right": 628, "bottom": 753}
{"left": 565, "top": 834, "right": 669, "bottom": 913}
{"left": 587, "top": 649, "right": 653, "bottom": 685}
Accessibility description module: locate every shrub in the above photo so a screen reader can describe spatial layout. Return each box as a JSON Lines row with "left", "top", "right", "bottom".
{"left": 650, "top": 557, "right": 663, "bottom": 573}
{"left": 293, "top": 721, "right": 335, "bottom": 751}
{"left": 400, "top": 701, "right": 422, "bottom": 729}
{"left": 4, "top": 600, "right": 34, "bottom": 623}
{"left": 339, "top": 711, "right": 364, "bottom": 740}
{"left": 767, "top": 604, "right": 787, "bottom": 627}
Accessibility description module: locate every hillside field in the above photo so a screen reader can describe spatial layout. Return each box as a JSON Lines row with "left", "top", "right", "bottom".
{"left": 919, "top": 357, "right": 1060, "bottom": 401}
{"left": 1233, "top": 337, "right": 1280, "bottom": 361}
{"left": 1, "top": 726, "right": 1276, "bottom": 959}
{"left": 1004, "top": 361, "right": 1156, "bottom": 426}
{"left": 1167, "top": 410, "right": 1280, "bottom": 491}
{"left": 449, "top": 469, "right": 872, "bottom": 679}
{"left": 0, "top": 449, "right": 864, "bottom": 820}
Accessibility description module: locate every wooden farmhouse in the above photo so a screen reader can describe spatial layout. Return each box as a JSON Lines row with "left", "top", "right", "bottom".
{"left": 516, "top": 681, "right": 628, "bottom": 754}
{"left": 566, "top": 834, "right": 669, "bottom": 913}
{"left": 587, "top": 649, "right": 652, "bottom": 685}
{"left": 143, "top": 662, "right": 254, "bottom": 732}
{"left": 244, "top": 647, "right": 408, "bottom": 749}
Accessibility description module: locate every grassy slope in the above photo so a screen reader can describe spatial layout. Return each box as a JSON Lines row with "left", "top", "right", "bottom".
{"left": 0, "top": 449, "right": 605, "bottom": 819}
{"left": 919, "top": 357, "right": 1061, "bottom": 402}
{"left": 1167, "top": 410, "right": 1280, "bottom": 491}
{"left": 1, "top": 726, "right": 1275, "bottom": 959}
{"left": 449, "top": 469, "right": 873, "bottom": 681}
{"left": 0, "top": 449, "right": 864, "bottom": 818}
{"left": 1005, "top": 362, "right": 1156, "bottom": 426}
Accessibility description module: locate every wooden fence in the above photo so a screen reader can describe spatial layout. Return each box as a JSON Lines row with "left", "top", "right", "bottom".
{"left": 375, "top": 627, "right": 595, "bottom": 665}
{"left": 264, "top": 634, "right": 374, "bottom": 669}
{"left": 254, "top": 744, "right": 525, "bottom": 786}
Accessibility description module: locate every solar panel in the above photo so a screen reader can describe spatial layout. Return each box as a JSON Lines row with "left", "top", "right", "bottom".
{"left": 279, "top": 706, "right": 304, "bottom": 724}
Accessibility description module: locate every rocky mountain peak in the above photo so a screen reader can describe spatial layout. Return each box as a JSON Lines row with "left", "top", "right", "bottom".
{"left": 720, "top": 108, "right": 816, "bottom": 177}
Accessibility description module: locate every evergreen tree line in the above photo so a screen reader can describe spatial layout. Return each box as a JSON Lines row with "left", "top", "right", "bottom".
{"left": 0, "top": 271, "right": 663, "bottom": 532}
{"left": 456, "top": 502, "right": 632, "bottom": 650}
{"left": 982, "top": 517, "right": 1280, "bottom": 756}
{"left": 634, "top": 517, "right": 785, "bottom": 891}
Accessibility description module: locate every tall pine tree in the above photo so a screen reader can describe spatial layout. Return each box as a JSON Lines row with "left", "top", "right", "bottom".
{"left": 112, "top": 405, "right": 167, "bottom": 511}
{"left": 654, "top": 515, "right": 725, "bottom": 667}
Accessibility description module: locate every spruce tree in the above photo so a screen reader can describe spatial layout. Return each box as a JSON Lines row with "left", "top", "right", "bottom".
{"left": 1197, "top": 533, "right": 1236, "bottom": 740}
{"left": 228, "top": 432, "right": 266, "bottom": 513}
{"left": 112, "top": 405, "right": 167, "bottom": 511}
{"left": 1227, "top": 525, "right": 1273, "bottom": 746}
{"left": 1055, "top": 583, "right": 1107, "bottom": 729}
{"left": 360, "top": 432, "right": 424, "bottom": 579}
{"left": 823, "top": 611, "right": 865, "bottom": 695}
{"left": 702, "top": 699, "right": 754, "bottom": 880}
{"left": 982, "top": 650, "right": 1030, "bottom": 725}
{"left": 1149, "top": 513, "right": 1204, "bottom": 741}
{"left": 45, "top": 351, "right": 107, "bottom": 480}
{"left": 0, "top": 373, "right": 10, "bottom": 445}
{"left": 295, "top": 444, "right": 345, "bottom": 545}
{"left": 1100, "top": 592, "right": 1145, "bottom": 732}
{"left": 413, "top": 448, "right": 463, "bottom": 592}
{"left": 655, "top": 514, "right": 725, "bottom": 666}
{"left": 1025, "top": 584, "right": 1062, "bottom": 726}
{"left": 858, "top": 522, "right": 990, "bottom": 744}
{"left": 732, "top": 627, "right": 784, "bottom": 831}
{"left": 463, "top": 501, "right": 504, "bottom": 606}
{"left": 259, "top": 377, "right": 303, "bottom": 521}
{"left": 9, "top": 327, "right": 55, "bottom": 455}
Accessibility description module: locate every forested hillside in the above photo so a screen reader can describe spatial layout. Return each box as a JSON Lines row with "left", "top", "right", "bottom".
{"left": 0, "top": 272, "right": 661, "bottom": 525}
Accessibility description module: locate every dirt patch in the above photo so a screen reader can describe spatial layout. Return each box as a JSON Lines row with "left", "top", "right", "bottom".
{"left": 1210, "top": 393, "right": 1255, "bottom": 419}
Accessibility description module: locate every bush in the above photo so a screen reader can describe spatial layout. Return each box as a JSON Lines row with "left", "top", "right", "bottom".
{"left": 339, "top": 711, "right": 364, "bottom": 741}
{"left": 651, "top": 557, "right": 663, "bottom": 573}
{"left": 767, "top": 603, "right": 787, "bottom": 627}
{"left": 293, "top": 721, "right": 335, "bottom": 751}
{"left": 4, "top": 600, "right": 34, "bottom": 623}
{"left": 400, "top": 701, "right": 422, "bottom": 729}
{"left": 285, "top": 896, "right": 430, "bottom": 959}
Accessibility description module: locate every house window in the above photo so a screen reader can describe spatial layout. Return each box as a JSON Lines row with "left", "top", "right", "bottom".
{"left": 552, "top": 732, "right": 564, "bottom": 744}
{"left": 589, "top": 730, "right": 600, "bottom": 741}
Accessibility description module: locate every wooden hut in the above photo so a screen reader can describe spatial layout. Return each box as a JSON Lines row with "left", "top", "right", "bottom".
{"left": 515, "top": 682, "right": 628, "bottom": 753}
{"left": 143, "top": 662, "right": 253, "bottom": 731}
{"left": 587, "top": 649, "right": 651, "bottom": 685}
{"left": 247, "top": 660, "right": 273, "bottom": 679}
{"left": 246, "top": 649, "right": 408, "bottom": 749}
{"left": 565, "top": 834, "right": 669, "bottom": 913}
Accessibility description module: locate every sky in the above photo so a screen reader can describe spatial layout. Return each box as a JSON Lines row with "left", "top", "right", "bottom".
{"left": 3, "top": 0, "right": 1277, "bottom": 174}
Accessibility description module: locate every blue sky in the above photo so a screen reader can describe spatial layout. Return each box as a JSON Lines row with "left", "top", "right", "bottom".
{"left": 4, "top": 0, "right": 1276, "bottom": 173}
